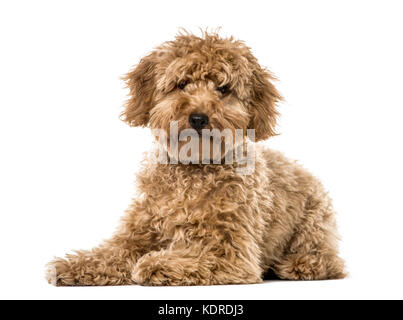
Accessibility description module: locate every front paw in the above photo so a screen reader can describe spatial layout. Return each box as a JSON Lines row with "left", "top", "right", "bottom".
{"left": 132, "top": 253, "right": 199, "bottom": 286}
{"left": 132, "top": 254, "right": 178, "bottom": 286}
{"left": 46, "top": 257, "right": 102, "bottom": 286}
{"left": 46, "top": 258, "right": 77, "bottom": 286}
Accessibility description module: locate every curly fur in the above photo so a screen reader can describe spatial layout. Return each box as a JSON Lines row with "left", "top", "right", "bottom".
{"left": 46, "top": 31, "right": 345, "bottom": 286}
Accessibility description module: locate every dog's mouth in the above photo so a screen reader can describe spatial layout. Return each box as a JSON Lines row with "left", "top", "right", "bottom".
{"left": 193, "top": 129, "right": 203, "bottom": 136}
{"left": 178, "top": 125, "right": 214, "bottom": 136}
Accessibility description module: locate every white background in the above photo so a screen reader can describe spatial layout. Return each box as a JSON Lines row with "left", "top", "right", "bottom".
{"left": 1, "top": 0, "right": 402, "bottom": 300}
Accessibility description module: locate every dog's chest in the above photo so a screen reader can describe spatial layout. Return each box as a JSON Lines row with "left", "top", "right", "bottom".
{"left": 141, "top": 164, "right": 248, "bottom": 222}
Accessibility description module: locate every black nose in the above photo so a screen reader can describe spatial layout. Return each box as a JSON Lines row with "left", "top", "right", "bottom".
{"left": 189, "top": 113, "right": 209, "bottom": 130}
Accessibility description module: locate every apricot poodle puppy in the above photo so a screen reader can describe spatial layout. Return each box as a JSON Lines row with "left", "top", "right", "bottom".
{"left": 46, "top": 32, "right": 346, "bottom": 286}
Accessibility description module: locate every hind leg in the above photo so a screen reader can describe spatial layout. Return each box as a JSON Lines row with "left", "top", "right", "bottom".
{"left": 273, "top": 196, "right": 346, "bottom": 280}
{"left": 273, "top": 250, "right": 346, "bottom": 280}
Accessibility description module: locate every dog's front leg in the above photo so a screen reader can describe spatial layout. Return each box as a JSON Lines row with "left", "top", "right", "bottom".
{"left": 46, "top": 245, "right": 138, "bottom": 286}
{"left": 132, "top": 239, "right": 263, "bottom": 286}
{"left": 46, "top": 200, "right": 159, "bottom": 286}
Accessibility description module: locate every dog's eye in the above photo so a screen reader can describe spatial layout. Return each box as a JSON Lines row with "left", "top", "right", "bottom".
{"left": 177, "top": 81, "right": 188, "bottom": 90}
{"left": 217, "top": 85, "right": 229, "bottom": 95}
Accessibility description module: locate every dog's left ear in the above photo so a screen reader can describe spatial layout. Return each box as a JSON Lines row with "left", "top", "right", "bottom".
{"left": 247, "top": 59, "right": 282, "bottom": 141}
{"left": 121, "top": 52, "right": 158, "bottom": 127}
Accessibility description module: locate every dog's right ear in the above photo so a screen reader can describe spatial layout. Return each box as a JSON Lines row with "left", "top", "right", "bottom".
{"left": 121, "top": 52, "right": 158, "bottom": 127}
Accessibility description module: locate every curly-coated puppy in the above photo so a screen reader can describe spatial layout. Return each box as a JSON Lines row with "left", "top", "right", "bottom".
{"left": 46, "top": 32, "right": 346, "bottom": 286}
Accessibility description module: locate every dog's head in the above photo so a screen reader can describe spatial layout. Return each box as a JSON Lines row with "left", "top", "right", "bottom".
{"left": 122, "top": 32, "right": 281, "bottom": 161}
